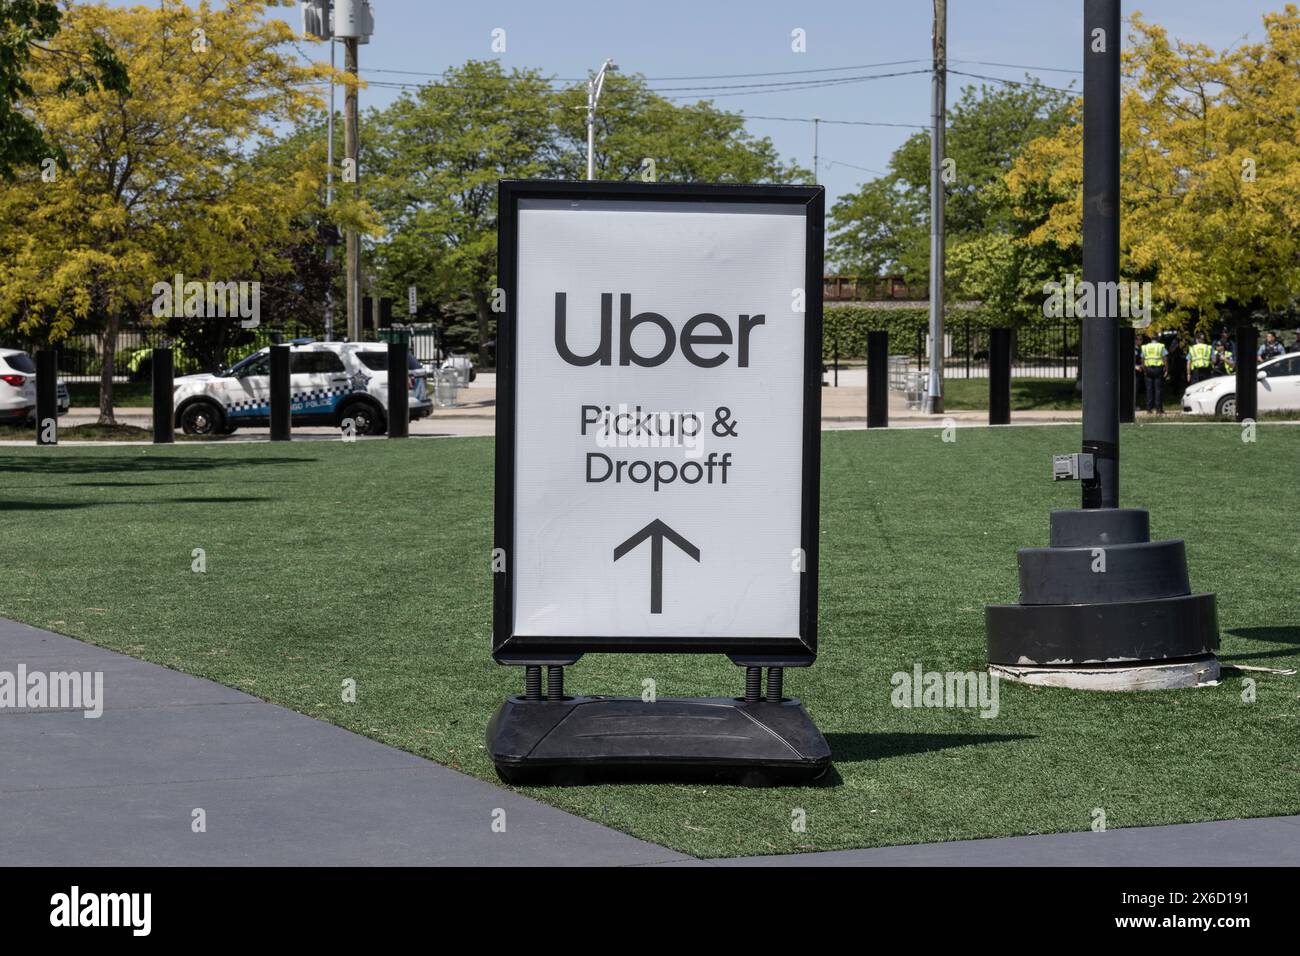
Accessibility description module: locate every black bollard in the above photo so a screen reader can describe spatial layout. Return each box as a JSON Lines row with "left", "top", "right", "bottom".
{"left": 1234, "top": 325, "right": 1258, "bottom": 422}
{"left": 35, "top": 350, "right": 58, "bottom": 446}
{"left": 270, "top": 344, "right": 291, "bottom": 441}
{"left": 1118, "top": 326, "right": 1135, "bottom": 423}
{"left": 866, "top": 330, "right": 888, "bottom": 428}
{"left": 152, "top": 347, "right": 174, "bottom": 444}
{"left": 387, "top": 340, "right": 409, "bottom": 438}
{"left": 988, "top": 327, "right": 1012, "bottom": 425}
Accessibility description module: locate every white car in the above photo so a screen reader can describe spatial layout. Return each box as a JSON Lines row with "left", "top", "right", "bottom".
{"left": 173, "top": 341, "right": 432, "bottom": 436}
{"left": 0, "top": 348, "right": 69, "bottom": 425}
{"left": 1182, "top": 353, "right": 1300, "bottom": 417}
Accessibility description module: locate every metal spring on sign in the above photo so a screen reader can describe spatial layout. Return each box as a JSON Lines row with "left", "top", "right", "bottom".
{"left": 767, "top": 667, "right": 784, "bottom": 702}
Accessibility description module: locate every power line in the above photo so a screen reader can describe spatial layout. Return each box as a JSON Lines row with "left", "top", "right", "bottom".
{"left": 633, "top": 58, "right": 928, "bottom": 81}
{"left": 947, "top": 69, "right": 1077, "bottom": 94}
{"left": 298, "top": 85, "right": 928, "bottom": 129}
{"left": 821, "top": 157, "right": 889, "bottom": 176}
{"left": 357, "top": 69, "right": 931, "bottom": 99}
{"left": 950, "top": 58, "right": 1083, "bottom": 75}
{"left": 359, "top": 58, "right": 929, "bottom": 83}
{"left": 740, "top": 113, "right": 927, "bottom": 129}
{"left": 635, "top": 69, "right": 931, "bottom": 93}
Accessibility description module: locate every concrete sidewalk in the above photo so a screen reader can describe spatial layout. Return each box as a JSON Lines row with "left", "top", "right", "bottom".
{"left": 3, "top": 616, "right": 1297, "bottom": 867}
{"left": 0, "top": 617, "right": 686, "bottom": 866}
{"left": 701, "top": 815, "right": 1300, "bottom": 866}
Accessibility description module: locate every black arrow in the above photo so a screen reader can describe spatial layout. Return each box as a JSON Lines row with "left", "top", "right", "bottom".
{"left": 613, "top": 519, "right": 700, "bottom": 614}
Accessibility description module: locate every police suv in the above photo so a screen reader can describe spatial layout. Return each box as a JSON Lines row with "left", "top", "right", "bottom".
{"left": 173, "top": 341, "right": 432, "bottom": 436}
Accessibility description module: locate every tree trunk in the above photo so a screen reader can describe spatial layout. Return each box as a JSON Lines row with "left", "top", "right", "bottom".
{"left": 97, "top": 315, "right": 120, "bottom": 426}
{"left": 472, "top": 286, "right": 491, "bottom": 368}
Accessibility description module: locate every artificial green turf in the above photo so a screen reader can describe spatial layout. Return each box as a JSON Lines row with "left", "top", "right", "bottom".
{"left": 0, "top": 423, "right": 201, "bottom": 442}
{"left": 0, "top": 425, "right": 1297, "bottom": 858}
{"left": 943, "top": 377, "right": 1081, "bottom": 410}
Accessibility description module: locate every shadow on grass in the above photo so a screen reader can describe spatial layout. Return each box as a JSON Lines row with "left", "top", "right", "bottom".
{"left": 800, "top": 732, "right": 1037, "bottom": 789}
{"left": 64, "top": 480, "right": 241, "bottom": 488}
{"left": 825, "top": 731, "right": 1036, "bottom": 764}
{"left": 0, "top": 496, "right": 275, "bottom": 511}
{"left": 1220, "top": 626, "right": 1300, "bottom": 664}
{"left": 0, "top": 501, "right": 92, "bottom": 512}
{"left": 0, "top": 455, "right": 317, "bottom": 476}
{"left": 1226, "top": 626, "right": 1300, "bottom": 644}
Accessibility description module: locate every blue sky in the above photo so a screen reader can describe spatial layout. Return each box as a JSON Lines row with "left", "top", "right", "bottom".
{"left": 111, "top": 1, "right": 1285, "bottom": 209}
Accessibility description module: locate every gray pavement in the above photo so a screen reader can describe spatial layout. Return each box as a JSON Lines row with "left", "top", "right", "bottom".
{"left": 0, "top": 617, "right": 686, "bottom": 866}
{"left": 702, "top": 815, "right": 1300, "bottom": 866}
{"left": 3, "top": 616, "right": 1298, "bottom": 867}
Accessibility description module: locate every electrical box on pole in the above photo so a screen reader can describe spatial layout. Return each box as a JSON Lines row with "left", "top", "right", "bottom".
{"left": 300, "top": 0, "right": 331, "bottom": 39}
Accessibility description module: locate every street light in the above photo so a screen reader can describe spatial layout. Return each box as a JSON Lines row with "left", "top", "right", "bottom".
{"left": 586, "top": 58, "right": 618, "bottom": 181}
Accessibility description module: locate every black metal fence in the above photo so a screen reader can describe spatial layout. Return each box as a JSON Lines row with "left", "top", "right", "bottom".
{"left": 2, "top": 325, "right": 446, "bottom": 383}
{"left": 910, "top": 318, "right": 1082, "bottom": 379}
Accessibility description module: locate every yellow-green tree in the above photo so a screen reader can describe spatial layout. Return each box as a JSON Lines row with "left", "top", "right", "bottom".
{"left": 0, "top": 0, "right": 331, "bottom": 422}
{"left": 1007, "top": 7, "right": 1300, "bottom": 330}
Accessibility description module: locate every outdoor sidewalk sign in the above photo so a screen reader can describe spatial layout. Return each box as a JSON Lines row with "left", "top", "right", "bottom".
{"left": 488, "top": 180, "right": 831, "bottom": 784}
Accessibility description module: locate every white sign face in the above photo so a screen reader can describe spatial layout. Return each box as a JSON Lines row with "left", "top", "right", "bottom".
{"left": 509, "top": 197, "right": 811, "bottom": 643}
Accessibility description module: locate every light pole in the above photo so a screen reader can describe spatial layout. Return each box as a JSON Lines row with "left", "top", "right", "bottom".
{"left": 984, "top": 0, "right": 1219, "bottom": 692}
{"left": 586, "top": 58, "right": 618, "bottom": 181}
{"left": 812, "top": 117, "right": 820, "bottom": 184}
{"left": 927, "top": 0, "right": 947, "bottom": 414}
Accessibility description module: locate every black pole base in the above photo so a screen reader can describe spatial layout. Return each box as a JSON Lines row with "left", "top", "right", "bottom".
{"left": 985, "top": 507, "right": 1219, "bottom": 690}
{"left": 486, "top": 695, "right": 831, "bottom": 786}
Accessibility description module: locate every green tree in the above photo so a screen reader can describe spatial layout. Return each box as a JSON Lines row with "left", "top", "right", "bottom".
{"left": 366, "top": 63, "right": 808, "bottom": 366}
{"left": 0, "top": 0, "right": 329, "bottom": 422}
{"left": 366, "top": 60, "right": 562, "bottom": 366}
{"left": 0, "top": 0, "right": 128, "bottom": 179}
{"left": 828, "top": 79, "right": 1074, "bottom": 299}
{"left": 550, "top": 73, "right": 810, "bottom": 184}
{"left": 1008, "top": 9, "right": 1300, "bottom": 330}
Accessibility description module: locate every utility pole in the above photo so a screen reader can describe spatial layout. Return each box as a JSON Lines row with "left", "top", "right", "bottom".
{"left": 332, "top": 1, "right": 373, "bottom": 341}
{"left": 325, "top": 37, "right": 335, "bottom": 341}
{"left": 344, "top": 35, "right": 360, "bottom": 340}
{"left": 302, "top": 0, "right": 340, "bottom": 341}
{"left": 927, "top": 0, "right": 947, "bottom": 414}
{"left": 1081, "top": 0, "right": 1121, "bottom": 508}
{"left": 812, "top": 117, "right": 820, "bottom": 184}
{"left": 586, "top": 58, "right": 617, "bottom": 180}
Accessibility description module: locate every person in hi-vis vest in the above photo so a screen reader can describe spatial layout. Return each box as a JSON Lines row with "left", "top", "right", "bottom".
{"left": 1212, "top": 340, "right": 1235, "bottom": 376}
{"left": 1186, "top": 332, "right": 1214, "bottom": 385}
{"left": 1140, "top": 334, "right": 1168, "bottom": 414}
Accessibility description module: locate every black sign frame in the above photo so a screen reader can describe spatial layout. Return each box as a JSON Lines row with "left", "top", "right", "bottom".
{"left": 493, "top": 180, "right": 824, "bottom": 665}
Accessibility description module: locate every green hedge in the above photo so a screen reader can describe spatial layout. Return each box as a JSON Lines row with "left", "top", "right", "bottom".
{"left": 821, "top": 305, "right": 1027, "bottom": 360}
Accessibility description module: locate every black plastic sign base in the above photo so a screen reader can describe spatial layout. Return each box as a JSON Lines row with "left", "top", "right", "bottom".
{"left": 487, "top": 695, "right": 832, "bottom": 787}
{"left": 986, "top": 508, "right": 1219, "bottom": 677}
